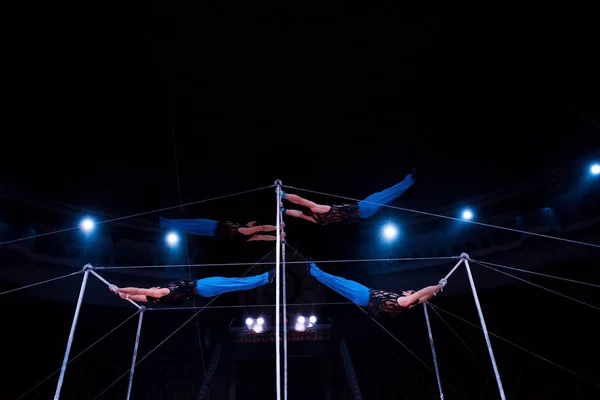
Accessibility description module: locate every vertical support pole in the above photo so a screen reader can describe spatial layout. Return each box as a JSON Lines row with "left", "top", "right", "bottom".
{"left": 281, "top": 228, "right": 288, "bottom": 400}
{"left": 274, "top": 179, "right": 282, "bottom": 400}
{"left": 340, "top": 340, "right": 362, "bottom": 400}
{"left": 197, "top": 345, "right": 222, "bottom": 400}
{"left": 54, "top": 266, "right": 90, "bottom": 400}
{"left": 423, "top": 302, "right": 444, "bottom": 399}
{"left": 126, "top": 308, "right": 145, "bottom": 400}
{"left": 464, "top": 259, "right": 506, "bottom": 400}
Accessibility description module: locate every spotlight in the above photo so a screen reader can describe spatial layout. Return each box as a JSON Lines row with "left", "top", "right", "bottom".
{"left": 165, "top": 231, "right": 180, "bottom": 246}
{"left": 245, "top": 318, "right": 254, "bottom": 326}
{"left": 381, "top": 223, "right": 399, "bottom": 241}
{"left": 461, "top": 209, "right": 473, "bottom": 220}
{"left": 309, "top": 315, "right": 317, "bottom": 324}
{"left": 294, "top": 323, "right": 306, "bottom": 332}
{"left": 257, "top": 317, "right": 265, "bottom": 325}
{"left": 80, "top": 217, "right": 95, "bottom": 233}
{"left": 252, "top": 324, "right": 263, "bottom": 333}
{"left": 297, "top": 316, "right": 305, "bottom": 324}
{"left": 591, "top": 163, "right": 600, "bottom": 176}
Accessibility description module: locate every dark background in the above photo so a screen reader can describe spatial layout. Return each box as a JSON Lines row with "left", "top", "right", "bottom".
{"left": 2, "top": 1, "right": 600, "bottom": 399}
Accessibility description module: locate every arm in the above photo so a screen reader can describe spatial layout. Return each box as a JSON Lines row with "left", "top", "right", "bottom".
{"left": 283, "top": 208, "right": 318, "bottom": 223}
{"left": 118, "top": 293, "right": 149, "bottom": 303}
{"left": 111, "top": 286, "right": 169, "bottom": 298}
{"left": 397, "top": 285, "right": 441, "bottom": 308}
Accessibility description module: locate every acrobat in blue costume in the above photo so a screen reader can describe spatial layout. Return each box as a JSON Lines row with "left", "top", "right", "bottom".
{"left": 281, "top": 174, "right": 414, "bottom": 225}
{"left": 159, "top": 217, "right": 282, "bottom": 242}
{"left": 307, "top": 262, "right": 444, "bottom": 316}
{"left": 110, "top": 269, "right": 275, "bottom": 306}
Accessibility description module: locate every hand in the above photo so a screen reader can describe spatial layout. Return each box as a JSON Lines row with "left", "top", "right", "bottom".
{"left": 246, "top": 221, "right": 257, "bottom": 227}
{"left": 109, "top": 284, "right": 119, "bottom": 293}
{"left": 402, "top": 290, "right": 415, "bottom": 296}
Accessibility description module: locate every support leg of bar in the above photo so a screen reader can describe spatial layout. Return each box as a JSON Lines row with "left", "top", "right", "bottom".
{"left": 274, "top": 179, "right": 282, "bottom": 400}
{"left": 464, "top": 259, "right": 506, "bottom": 399}
{"left": 54, "top": 267, "right": 90, "bottom": 400}
{"left": 126, "top": 309, "right": 145, "bottom": 400}
{"left": 281, "top": 225, "right": 288, "bottom": 400}
{"left": 340, "top": 340, "right": 362, "bottom": 400}
{"left": 423, "top": 302, "right": 444, "bottom": 399}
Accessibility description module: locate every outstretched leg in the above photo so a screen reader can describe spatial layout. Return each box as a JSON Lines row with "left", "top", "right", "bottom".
{"left": 357, "top": 174, "right": 415, "bottom": 218}
{"left": 159, "top": 217, "right": 219, "bottom": 236}
{"left": 308, "top": 263, "right": 370, "bottom": 306}
{"left": 195, "top": 271, "right": 271, "bottom": 297}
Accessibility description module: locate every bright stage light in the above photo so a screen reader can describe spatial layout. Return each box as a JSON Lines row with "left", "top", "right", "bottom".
{"left": 252, "top": 324, "right": 263, "bottom": 333}
{"left": 591, "top": 163, "right": 600, "bottom": 176}
{"left": 297, "top": 316, "right": 305, "bottom": 324}
{"left": 461, "top": 209, "right": 474, "bottom": 220}
{"left": 381, "top": 223, "right": 399, "bottom": 241}
{"left": 309, "top": 316, "right": 317, "bottom": 324}
{"left": 80, "top": 217, "right": 95, "bottom": 233}
{"left": 165, "top": 231, "right": 180, "bottom": 246}
{"left": 294, "top": 323, "right": 306, "bottom": 332}
{"left": 245, "top": 318, "right": 254, "bottom": 326}
{"left": 257, "top": 317, "right": 265, "bottom": 325}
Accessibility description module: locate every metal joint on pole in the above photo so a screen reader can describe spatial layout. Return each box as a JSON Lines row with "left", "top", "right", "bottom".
{"left": 423, "top": 303, "right": 444, "bottom": 400}
{"left": 274, "top": 179, "right": 282, "bottom": 400}
{"left": 126, "top": 309, "right": 145, "bottom": 400}
{"left": 459, "top": 252, "right": 472, "bottom": 261}
{"left": 464, "top": 259, "right": 506, "bottom": 400}
{"left": 82, "top": 263, "right": 94, "bottom": 271}
{"left": 54, "top": 268, "right": 90, "bottom": 400}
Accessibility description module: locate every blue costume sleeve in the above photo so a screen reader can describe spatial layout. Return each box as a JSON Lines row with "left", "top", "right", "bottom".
{"left": 159, "top": 217, "right": 219, "bottom": 237}
{"left": 195, "top": 272, "right": 270, "bottom": 297}
{"left": 357, "top": 174, "right": 414, "bottom": 218}
{"left": 309, "top": 263, "right": 370, "bottom": 306}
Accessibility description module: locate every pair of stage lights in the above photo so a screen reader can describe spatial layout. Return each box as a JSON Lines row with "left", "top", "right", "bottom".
{"left": 294, "top": 315, "right": 317, "bottom": 332}
{"left": 246, "top": 317, "right": 265, "bottom": 333}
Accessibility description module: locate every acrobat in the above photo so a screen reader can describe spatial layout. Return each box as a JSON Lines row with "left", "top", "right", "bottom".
{"left": 281, "top": 174, "right": 414, "bottom": 225}
{"left": 160, "top": 218, "right": 284, "bottom": 242}
{"left": 109, "top": 269, "right": 275, "bottom": 306}
{"left": 307, "top": 263, "right": 445, "bottom": 316}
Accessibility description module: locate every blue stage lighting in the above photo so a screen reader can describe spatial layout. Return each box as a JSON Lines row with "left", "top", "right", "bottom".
{"left": 381, "top": 223, "right": 399, "bottom": 241}
{"left": 461, "top": 209, "right": 474, "bottom": 220}
{"left": 165, "top": 231, "right": 180, "bottom": 247}
{"left": 80, "top": 217, "right": 95, "bottom": 233}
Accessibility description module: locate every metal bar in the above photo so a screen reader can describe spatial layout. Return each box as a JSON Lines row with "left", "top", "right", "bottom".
{"left": 126, "top": 309, "right": 145, "bottom": 400}
{"left": 197, "top": 345, "right": 222, "bottom": 400}
{"left": 423, "top": 302, "right": 444, "bottom": 399}
{"left": 464, "top": 259, "right": 506, "bottom": 399}
{"left": 274, "top": 179, "right": 282, "bottom": 400}
{"left": 340, "top": 340, "right": 362, "bottom": 400}
{"left": 281, "top": 228, "right": 288, "bottom": 400}
{"left": 54, "top": 268, "right": 90, "bottom": 399}
{"left": 443, "top": 257, "right": 464, "bottom": 281}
